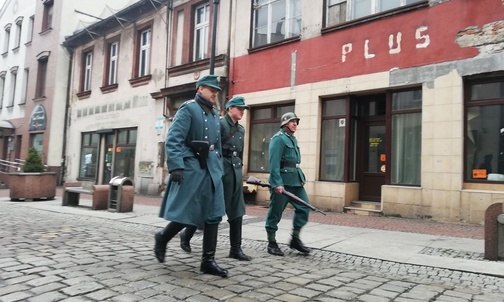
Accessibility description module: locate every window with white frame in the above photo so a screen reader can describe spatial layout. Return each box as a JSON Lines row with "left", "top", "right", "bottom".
{"left": 8, "top": 67, "right": 18, "bottom": 107}
{"left": 193, "top": 3, "right": 209, "bottom": 61}
{"left": 326, "top": 0, "right": 423, "bottom": 27}
{"left": 82, "top": 51, "right": 92, "bottom": 91}
{"left": 20, "top": 68, "right": 28, "bottom": 105}
{"left": 3, "top": 24, "right": 11, "bottom": 54}
{"left": 14, "top": 17, "right": 23, "bottom": 49}
{"left": 107, "top": 41, "right": 118, "bottom": 85}
{"left": 0, "top": 72, "right": 5, "bottom": 108}
{"left": 27, "top": 16, "right": 34, "bottom": 43}
{"left": 138, "top": 28, "right": 151, "bottom": 77}
{"left": 252, "top": 0, "right": 302, "bottom": 48}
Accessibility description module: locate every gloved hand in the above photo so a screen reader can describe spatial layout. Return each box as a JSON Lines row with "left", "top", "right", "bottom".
{"left": 170, "top": 169, "right": 184, "bottom": 184}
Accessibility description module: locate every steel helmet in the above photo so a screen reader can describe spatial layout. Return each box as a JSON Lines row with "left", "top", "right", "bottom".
{"left": 280, "top": 112, "right": 300, "bottom": 127}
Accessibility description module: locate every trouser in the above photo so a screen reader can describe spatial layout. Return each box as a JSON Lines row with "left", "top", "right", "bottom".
{"left": 265, "top": 186, "right": 309, "bottom": 240}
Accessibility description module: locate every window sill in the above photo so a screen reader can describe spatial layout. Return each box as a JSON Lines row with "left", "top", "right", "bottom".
{"left": 248, "top": 36, "right": 301, "bottom": 54}
{"left": 5, "top": 104, "right": 14, "bottom": 108}
{"left": 39, "top": 27, "right": 53, "bottom": 36}
{"left": 1, "top": 51, "right": 7, "bottom": 57}
{"left": 33, "top": 96, "right": 46, "bottom": 102}
{"left": 100, "top": 83, "right": 118, "bottom": 94}
{"left": 129, "top": 74, "right": 151, "bottom": 87}
{"left": 167, "top": 55, "right": 226, "bottom": 77}
{"left": 76, "top": 90, "right": 91, "bottom": 99}
{"left": 12, "top": 46, "right": 20, "bottom": 53}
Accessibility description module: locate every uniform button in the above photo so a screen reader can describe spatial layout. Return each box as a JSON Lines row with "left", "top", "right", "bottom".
{"left": 205, "top": 128, "right": 208, "bottom": 130}
{"left": 204, "top": 136, "right": 208, "bottom": 139}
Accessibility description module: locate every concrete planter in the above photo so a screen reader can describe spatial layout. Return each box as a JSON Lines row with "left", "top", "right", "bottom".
{"left": 9, "top": 172, "right": 57, "bottom": 201}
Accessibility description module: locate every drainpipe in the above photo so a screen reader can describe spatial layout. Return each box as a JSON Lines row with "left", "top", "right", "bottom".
{"left": 209, "top": 0, "right": 220, "bottom": 75}
{"left": 60, "top": 46, "right": 73, "bottom": 186}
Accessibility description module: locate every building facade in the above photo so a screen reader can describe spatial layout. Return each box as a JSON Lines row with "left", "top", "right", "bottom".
{"left": 0, "top": 0, "right": 35, "bottom": 170}
{"left": 63, "top": 0, "right": 232, "bottom": 194}
{"left": 229, "top": 0, "right": 504, "bottom": 224}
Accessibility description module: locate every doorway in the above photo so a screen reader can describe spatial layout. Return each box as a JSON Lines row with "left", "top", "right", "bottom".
{"left": 355, "top": 94, "right": 386, "bottom": 201}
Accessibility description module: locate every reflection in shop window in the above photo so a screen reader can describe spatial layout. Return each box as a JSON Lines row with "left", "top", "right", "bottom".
{"left": 466, "top": 79, "right": 504, "bottom": 181}
{"left": 79, "top": 132, "right": 99, "bottom": 179}
{"left": 249, "top": 104, "right": 294, "bottom": 172}
{"left": 391, "top": 89, "right": 422, "bottom": 186}
{"left": 320, "top": 98, "right": 346, "bottom": 181}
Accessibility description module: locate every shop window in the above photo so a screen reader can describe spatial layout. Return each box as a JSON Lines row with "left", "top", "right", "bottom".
{"left": 320, "top": 98, "right": 347, "bottom": 181}
{"left": 114, "top": 128, "right": 137, "bottom": 178}
{"left": 391, "top": 89, "right": 422, "bottom": 185}
{"left": 30, "top": 133, "right": 44, "bottom": 154}
{"left": 465, "top": 77, "right": 504, "bottom": 182}
{"left": 248, "top": 103, "right": 294, "bottom": 172}
{"left": 79, "top": 132, "right": 99, "bottom": 179}
{"left": 252, "top": 0, "right": 301, "bottom": 48}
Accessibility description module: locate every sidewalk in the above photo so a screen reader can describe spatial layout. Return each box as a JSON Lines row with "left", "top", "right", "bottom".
{"left": 2, "top": 188, "right": 504, "bottom": 279}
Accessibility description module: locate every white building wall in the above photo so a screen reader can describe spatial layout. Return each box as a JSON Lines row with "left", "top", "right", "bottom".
{"left": 0, "top": 0, "right": 35, "bottom": 122}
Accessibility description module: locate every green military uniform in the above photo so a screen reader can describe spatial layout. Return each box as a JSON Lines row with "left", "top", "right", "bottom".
{"left": 266, "top": 128, "right": 310, "bottom": 234}
{"left": 220, "top": 113, "right": 246, "bottom": 220}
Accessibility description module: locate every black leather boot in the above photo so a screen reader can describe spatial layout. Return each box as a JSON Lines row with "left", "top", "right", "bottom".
{"left": 200, "top": 223, "right": 228, "bottom": 277}
{"left": 228, "top": 217, "right": 252, "bottom": 261}
{"left": 267, "top": 241, "right": 284, "bottom": 256}
{"left": 290, "top": 236, "right": 311, "bottom": 255}
{"left": 154, "top": 222, "right": 185, "bottom": 263}
{"left": 180, "top": 226, "right": 197, "bottom": 253}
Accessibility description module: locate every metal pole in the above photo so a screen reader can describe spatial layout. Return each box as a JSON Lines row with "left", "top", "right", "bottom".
{"left": 209, "top": 0, "right": 220, "bottom": 75}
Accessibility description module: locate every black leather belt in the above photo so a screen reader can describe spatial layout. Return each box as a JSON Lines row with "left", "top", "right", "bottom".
{"left": 281, "top": 162, "right": 300, "bottom": 168}
{"left": 222, "top": 149, "right": 240, "bottom": 157}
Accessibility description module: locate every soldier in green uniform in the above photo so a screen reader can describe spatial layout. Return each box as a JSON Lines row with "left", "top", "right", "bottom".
{"left": 266, "top": 112, "right": 311, "bottom": 256}
{"left": 179, "top": 96, "right": 252, "bottom": 261}
{"left": 155, "top": 75, "right": 228, "bottom": 277}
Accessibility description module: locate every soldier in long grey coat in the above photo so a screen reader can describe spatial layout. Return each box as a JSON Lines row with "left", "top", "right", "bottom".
{"left": 179, "top": 96, "right": 252, "bottom": 261}
{"left": 155, "top": 75, "right": 228, "bottom": 277}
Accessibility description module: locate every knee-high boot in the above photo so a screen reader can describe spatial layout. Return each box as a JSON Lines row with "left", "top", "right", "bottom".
{"left": 154, "top": 222, "right": 185, "bottom": 263}
{"left": 228, "top": 217, "right": 252, "bottom": 261}
{"left": 180, "top": 226, "right": 197, "bottom": 252}
{"left": 200, "top": 223, "right": 228, "bottom": 277}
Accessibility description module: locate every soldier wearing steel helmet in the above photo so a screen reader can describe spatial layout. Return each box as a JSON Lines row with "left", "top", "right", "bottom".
{"left": 266, "top": 112, "right": 311, "bottom": 256}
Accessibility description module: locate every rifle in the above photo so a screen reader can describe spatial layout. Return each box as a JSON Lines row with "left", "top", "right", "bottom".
{"left": 187, "top": 140, "right": 210, "bottom": 169}
{"left": 246, "top": 176, "right": 327, "bottom": 215}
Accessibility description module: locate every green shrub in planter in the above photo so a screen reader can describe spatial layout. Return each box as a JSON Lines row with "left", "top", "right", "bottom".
{"left": 23, "top": 148, "right": 46, "bottom": 172}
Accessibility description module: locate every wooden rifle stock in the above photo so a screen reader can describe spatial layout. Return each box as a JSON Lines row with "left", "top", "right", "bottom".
{"left": 246, "top": 176, "right": 326, "bottom": 215}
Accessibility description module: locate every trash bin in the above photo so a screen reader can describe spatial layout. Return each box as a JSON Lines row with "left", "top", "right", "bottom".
{"left": 108, "top": 176, "right": 134, "bottom": 213}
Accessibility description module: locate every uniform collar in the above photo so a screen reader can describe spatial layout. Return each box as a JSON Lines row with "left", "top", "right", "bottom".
{"left": 224, "top": 113, "right": 237, "bottom": 126}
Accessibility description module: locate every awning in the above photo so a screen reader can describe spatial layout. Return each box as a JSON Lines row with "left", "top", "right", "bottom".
{"left": 0, "top": 120, "right": 15, "bottom": 129}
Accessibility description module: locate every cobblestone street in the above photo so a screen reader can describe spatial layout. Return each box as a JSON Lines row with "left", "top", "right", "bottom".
{"left": 1, "top": 203, "right": 504, "bottom": 302}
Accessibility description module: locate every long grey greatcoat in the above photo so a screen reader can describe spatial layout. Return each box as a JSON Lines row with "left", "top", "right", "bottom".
{"left": 220, "top": 114, "right": 246, "bottom": 221}
{"left": 159, "top": 95, "right": 225, "bottom": 227}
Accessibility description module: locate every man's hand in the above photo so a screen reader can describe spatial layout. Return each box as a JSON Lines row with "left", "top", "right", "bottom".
{"left": 274, "top": 186, "right": 284, "bottom": 194}
{"left": 170, "top": 169, "right": 184, "bottom": 184}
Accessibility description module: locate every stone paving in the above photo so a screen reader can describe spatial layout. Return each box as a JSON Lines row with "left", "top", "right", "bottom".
{"left": 1, "top": 204, "right": 504, "bottom": 302}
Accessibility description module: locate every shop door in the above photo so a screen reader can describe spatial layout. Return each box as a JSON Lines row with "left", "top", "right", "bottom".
{"left": 358, "top": 123, "right": 386, "bottom": 201}
{"left": 102, "top": 133, "right": 114, "bottom": 185}
{"left": 355, "top": 94, "right": 387, "bottom": 202}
